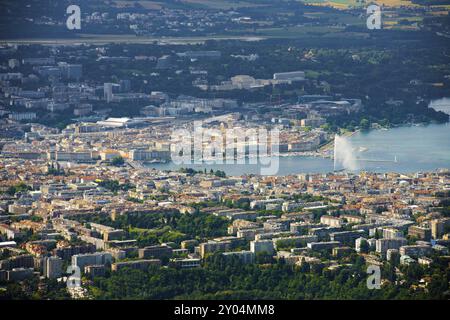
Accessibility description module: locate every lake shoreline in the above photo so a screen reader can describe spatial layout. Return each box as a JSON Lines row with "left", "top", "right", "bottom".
{"left": 146, "top": 122, "right": 450, "bottom": 175}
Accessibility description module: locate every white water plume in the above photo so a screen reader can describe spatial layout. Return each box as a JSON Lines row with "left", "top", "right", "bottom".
{"left": 333, "top": 134, "right": 359, "bottom": 171}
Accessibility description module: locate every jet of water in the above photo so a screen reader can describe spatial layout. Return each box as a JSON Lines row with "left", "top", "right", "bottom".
{"left": 334, "top": 134, "right": 359, "bottom": 171}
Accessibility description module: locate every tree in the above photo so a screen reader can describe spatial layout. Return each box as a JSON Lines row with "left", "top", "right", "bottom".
{"left": 359, "top": 118, "right": 370, "bottom": 130}
{"left": 359, "top": 239, "right": 370, "bottom": 254}
{"left": 5, "top": 183, "right": 31, "bottom": 196}
{"left": 214, "top": 170, "right": 226, "bottom": 178}
{"left": 111, "top": 156, "right": 125, "bottom": 166}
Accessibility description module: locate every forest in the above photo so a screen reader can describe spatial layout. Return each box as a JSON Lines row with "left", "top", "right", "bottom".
{"left": 84, "top": 253, "right": 450, "bottom": 300}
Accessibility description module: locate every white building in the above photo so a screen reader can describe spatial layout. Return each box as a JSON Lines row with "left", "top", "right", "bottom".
{"left": 8, "top": 112, "right": 37, "bottom": 121}
{"left": 71, "top": 252, "right": 112, "bottom": 272}
{"left": 273, "top": 71, "right": 305, "bottom": 82}
{"left": 250, "top": 240, "right": 274, "bottom": 255}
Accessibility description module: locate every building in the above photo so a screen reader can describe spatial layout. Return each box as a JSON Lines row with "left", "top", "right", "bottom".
{"left": 97, "top": 117, "right": 145, "bottom": 128}
{"left": 111, "top": 259, "right": 161, "bottom": 272}
{"left": 309, "top": 227, "right": 341, "bottom": 240}
{"left": 250, "top": 240, "right": 274, "bottom": 255}
{"left": 0, "top": 72, "right": 22, "bottom": 80}
{"left": 179, "top": 51, "right": 221, "bottom": 59}
{"left": 8, "top": 59, "right": 20, "bottom": 69}
{"left": 119, "top": 79, "right": 131, "bottom": 92}
{"left": 138, "top": 245, "right": 173, "bottom": 259}
{"left": 130, "top": 149, "right": 171, "bottom": 162}
{"left": 382, "top": 227, "right": 404, "bottom": 239}
{"left": 273, "top": 71, "right": 305, "bottom": 82}
{"left": 263, "top": 219, "right": 290, "bottom": 232}
{"left": 71, "top": 252, "right": 112, "bottom": 271}
{"left": 330, "top": 230, "right": 365, "bottom": 245}
{"left": 199, "top": 241, "right": 232, "bottom": 258}
{"left": 7, "top": 268, "right": 34, "bottom": 281}
{"left": 231, "top": 75, "right": 262, "bottom": 89}
{"left": 170, "top": 258, "right": 201, "bottom": 269}
{"left": 355, "top": 237, "right": 368, "bottom": 253}
{"left": 307, "top": 241, "right": 340, "bottom": 251}
{"left": 281, "top": 202, "right": 302, "bottom": 213}
{"left": 320, "top": 215, "right": 342, "bottom": 228}
{"left": 0, "top": 224, "right": 25, "bottom": 240}
{"left": 48, "top": 151, "right": 93, "bottom": 162}
{"left": 43, "top": 256, "right": 63, "bottom": 279}
{"left": 408, "top": 226, "right": 431, "bottom": 241}
{"left": 84, "top": 265, "right": 106, "bottom": 277}
{"left": 273, "top": 235, "right": 318, "bottom": 249}
{"left": 22, "top": 57, "right": 55, "bottom": 65}
{"left": 431, "top": 218, "right": 450, "bottom": 239}
{"left": 53, "top": 244, "right": 96, "bottom": 260}
{"left": 103, "top": 83, "right": 120, "bottom": 103}
{"left": 332, "top": 246, "right": 353, "bottom": 258}
{"left": 290, "top": 223, "right": 321, "bottom": 235}
{"left": 418, "top": 257, "right": 433, "bottom": 266}
{"left": 375, "top": 238, "right": 407, "bottom": 257}
{"left": 58, "top": 62, "right": 82, "bottom": 80}
{"left": 74, "top": 104, "right": 93, "bottom": 116}
{"left": 89, "top": 223, "right": 125, "bottom": 241}
{"left": 400, "top": 255, "right": 416, "bottom": 265}
{"left": 8, "top": 112, "right": 37, "bottom": 121}
{"left": 181, "top": 240, "right": 199, "bottom": 252}
{"left": 399, "top": 245, "right": 432, "bottom": 258}
{"left": 222, "top": 251, "right": 255, "bottom": 264}
{"left": 0, "top": 254, "right": 34, "bottom": 270}
{"left": 386, "top": 249, "right": 400, "bottom": 264}
{"left": 300, "top": 116, "right": 326, "bottom": 128}
{"left": 0, "top": 241, "right": 17, "bottom": 248}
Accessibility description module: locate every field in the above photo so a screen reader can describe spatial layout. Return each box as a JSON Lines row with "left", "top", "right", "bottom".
{"left": 180, "top": 0, "right": 267, "bottom": 9}
{"left": 111, "top": 0, "right": 265, "bottom": 10}
{"left": 298, "top": 0, "right": 416, "bottom": 9}
{"left": 107, "top": 0, "right": 447, "bottom": 10}
{"left": 111, "top": 0, "right": 419, "bottom": 10}
{"left": 112, "top": 1, "right": 163, "bottom": 9}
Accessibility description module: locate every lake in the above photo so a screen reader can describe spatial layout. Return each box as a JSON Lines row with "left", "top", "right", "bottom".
{"left": 148, "top": 100, "right": 450, "bottom": 175}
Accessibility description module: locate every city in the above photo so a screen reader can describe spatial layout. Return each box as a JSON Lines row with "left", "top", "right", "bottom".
{"left": 0, "top": 0, "right": 449, "bottom": 312}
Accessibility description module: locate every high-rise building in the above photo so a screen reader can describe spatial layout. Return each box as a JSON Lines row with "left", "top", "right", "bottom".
{"left": 250, "top": 240, "right": 274, "bottom": 255}
{"left": 431, "top": 218, "right": 450, "bottom": 239}
{"left": 386, "top": 249, "right": 400, "bottom": 264}
{"left": 382, "top": 227, "right": 404, "bottom": 239}
{"left": 71, "top": 252, "right": 112, "bottom": 272}
{"left": 355, "top": 237, "right": 368, "bottom": 252}
{"left": 103, "top": 83, "right": 120, "bottom": 103}
{"left": 58, "top": 62, "right": 82, "bottom": 80}
{"left": 408, "top": 226, "right": 431, "bottom": 241}
{"left": 376, "top": 238, "right": 407, "bottom": 257}
{"left": 44, "top": 256, "right": 63, "bottom": 279}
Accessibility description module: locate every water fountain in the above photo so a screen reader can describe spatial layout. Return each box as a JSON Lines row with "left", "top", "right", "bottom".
{"left": 333, "top": 134, "right": 359, "bottom": 171}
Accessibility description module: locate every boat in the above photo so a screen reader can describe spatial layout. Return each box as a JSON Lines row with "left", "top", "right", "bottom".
{"left": 358, "top": 147, "right": 368, "bottom": 152}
